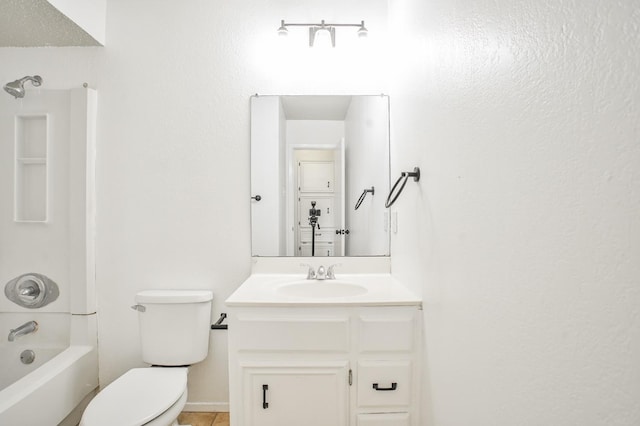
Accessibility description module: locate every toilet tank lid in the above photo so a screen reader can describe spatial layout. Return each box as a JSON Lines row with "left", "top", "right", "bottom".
{"left": 136, "top": 290, "right": 213, "bottom": 304}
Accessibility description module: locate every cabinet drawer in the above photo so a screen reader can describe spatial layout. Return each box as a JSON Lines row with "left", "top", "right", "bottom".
{"left": 234, "top": 316, "right": 349, "bottom": 352}
{"left": 299, "top": 242, "right": 334, "bottom": 257}
{"left": 357, "top": 360, "right": 412, "bottom": 408}
{"left": 300, "top": 228, "right": 335, "bottom": 243}
{"left": 358, "top": 311, "right": 416, "bottom": 353}
{"left": 357, "top": 413, "right": 410, "bottom": 426}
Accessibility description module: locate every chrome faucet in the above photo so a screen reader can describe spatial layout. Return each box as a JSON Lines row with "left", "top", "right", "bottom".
{"left": 301, "top": 263, "right": 316, "bottom": 280}
{"left": 327, "top": 264, "right": 341, "bottom": 279}
{"left": 317, "top": 264, "right": 341, "bottom": 280}
{"left": 8, "top": 320, "right": 38, "bottom": 342}
{"left": 301, "top": 264, "right": 340, "bottom": 280}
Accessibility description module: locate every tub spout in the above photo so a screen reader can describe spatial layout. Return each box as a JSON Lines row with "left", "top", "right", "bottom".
{"left": 8, "top": 321, "right": 38, "bottom": 342}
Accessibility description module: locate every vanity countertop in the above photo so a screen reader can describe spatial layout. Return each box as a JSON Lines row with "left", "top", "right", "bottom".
{"left": 225, "top": 273, "right": 421, "bottom": 307}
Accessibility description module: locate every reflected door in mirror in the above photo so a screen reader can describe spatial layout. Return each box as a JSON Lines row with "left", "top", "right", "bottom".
{"left": 250, "top": 95, "right": 390, "bottom": 257}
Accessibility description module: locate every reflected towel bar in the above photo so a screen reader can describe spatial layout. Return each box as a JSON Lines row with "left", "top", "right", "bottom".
{"left": 354, "top": 186, "right": 374, "bottom": 210}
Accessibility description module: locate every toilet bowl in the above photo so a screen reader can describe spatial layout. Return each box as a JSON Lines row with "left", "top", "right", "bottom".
{"left": 80, "top": 368, "right": 188, "bottom": 426}
{"left": 80, "top": 290, "right": 213, "bottom": 426}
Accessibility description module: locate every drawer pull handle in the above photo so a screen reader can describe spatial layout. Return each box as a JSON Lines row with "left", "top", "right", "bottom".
{"left": 373, "top": 382, "right": 397, "bottom": 391}
{"left": 262, "top": 384, "right": 269, "bottom": 409}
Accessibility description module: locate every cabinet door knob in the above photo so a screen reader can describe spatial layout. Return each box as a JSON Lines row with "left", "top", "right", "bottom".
{"left": 251, "top": 195, "right": 262, "bottom": 201}
{"left": 373, "top": 382, "right": 397, "bottom": 391}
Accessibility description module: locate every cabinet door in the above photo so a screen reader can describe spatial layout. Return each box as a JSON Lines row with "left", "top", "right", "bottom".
{"left": 243, "top": 363, "right": 349, "bottom": 426}
{"left": 299, "top": 161, "right": 334, "bottom": 192}
{"left": 298, "top": 195, "right": 335, "bottom": 228}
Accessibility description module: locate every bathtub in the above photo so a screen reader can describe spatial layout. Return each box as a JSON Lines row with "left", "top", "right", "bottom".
{"left": 0, "top": 313, "right": 98, "bottom": 426}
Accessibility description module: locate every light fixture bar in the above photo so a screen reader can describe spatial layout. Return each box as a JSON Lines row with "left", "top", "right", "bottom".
{"left": 278, "top": 19, "right": 368, "bottom": 47}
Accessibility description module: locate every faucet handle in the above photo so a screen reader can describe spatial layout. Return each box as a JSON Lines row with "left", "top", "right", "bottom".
{"left": 316, "top": 265, "right": 326, "bottom": 280}
{"left": 327, "top": 263, "right": 342, "bottom": 279}
{"left": 300, "top": 263, "right": 316, "bottom": 279}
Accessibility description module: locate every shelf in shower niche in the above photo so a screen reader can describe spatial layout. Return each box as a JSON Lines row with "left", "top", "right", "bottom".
{"left": 14, "top": 115, "right": 48, "bottom": 223}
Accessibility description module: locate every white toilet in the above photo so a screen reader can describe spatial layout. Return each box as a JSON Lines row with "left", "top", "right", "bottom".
{"left": 80, "top": 290, "right": 213, "bottom": 426}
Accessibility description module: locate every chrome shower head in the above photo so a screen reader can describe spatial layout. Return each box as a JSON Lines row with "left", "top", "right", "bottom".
{"left": 4, "top": 75, "right": 43, "bottom": 99}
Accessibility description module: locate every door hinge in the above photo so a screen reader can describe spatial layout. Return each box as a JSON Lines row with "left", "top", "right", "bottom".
{"left": 348, "top": 369, "right": 353, "bottom": 386}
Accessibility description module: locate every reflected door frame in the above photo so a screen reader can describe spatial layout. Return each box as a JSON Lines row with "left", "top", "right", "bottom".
{"left": 286, "top": 143, "right": 344, "bottom": 256}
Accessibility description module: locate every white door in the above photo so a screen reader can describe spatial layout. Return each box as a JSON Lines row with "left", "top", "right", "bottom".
{"left": 295, "top": 156, "right": 339, "bottom": 256}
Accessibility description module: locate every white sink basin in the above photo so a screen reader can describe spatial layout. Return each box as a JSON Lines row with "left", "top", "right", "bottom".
{"left": 277, "top": 280, "right": 368, "bottom": 298}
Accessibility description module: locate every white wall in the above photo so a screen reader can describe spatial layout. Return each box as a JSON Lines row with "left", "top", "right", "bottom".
{"left": 278, "top": 101, "right": 287, "bottom": 254}
{"left": 251, "top": 96, "right": 282, "bottom": 256}
{"left": 344, "top": 96, "right": 389, "bottom": 256}
{"left": 286, "top": 120, "right": 345, "bottom": 147}
{"left": 0, "top": 0, "right": 389, "bottom": 410}
{"left": 5, "top": 1, "right": 635, "bottom": 422}
{"left": 388, "top": 1, "right": 640, "bottom": 425}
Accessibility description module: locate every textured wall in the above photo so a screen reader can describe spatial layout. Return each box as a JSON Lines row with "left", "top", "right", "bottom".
{"left": 388, "top": 0, "right": 640, "bottom": 425}
{"left": 4, "top": 0, "right": 637, "bottom": 421}
{"left": 0, "top": 0, "right": 388, "bottom": 409}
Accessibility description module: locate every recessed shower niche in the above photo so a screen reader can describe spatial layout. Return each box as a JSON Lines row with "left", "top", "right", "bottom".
{"left": 14, "top": 114, "right": 49, "bottom": 222}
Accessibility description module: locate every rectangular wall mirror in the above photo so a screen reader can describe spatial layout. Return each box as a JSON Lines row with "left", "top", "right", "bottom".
{"left": 251, "top": 95, "right": 390, "bottom": 257}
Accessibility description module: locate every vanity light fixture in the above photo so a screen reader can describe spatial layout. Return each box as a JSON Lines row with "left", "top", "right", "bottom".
{"left": 277, "top": 19, "right": 368, "bottom": 47}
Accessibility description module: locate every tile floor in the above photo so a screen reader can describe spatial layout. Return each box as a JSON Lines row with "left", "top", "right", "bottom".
{"left": 177, "top": 411, "right": 229, "bottom": 426}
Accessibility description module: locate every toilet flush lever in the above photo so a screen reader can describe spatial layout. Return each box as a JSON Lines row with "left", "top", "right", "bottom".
{"left": 131, "top": 304, "right": 146, "bottom": 313}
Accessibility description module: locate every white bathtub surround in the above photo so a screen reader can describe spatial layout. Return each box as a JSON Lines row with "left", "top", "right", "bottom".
{"left": 0, "top": 87, "right": 97, "bottom": 315}
{"left": 0, "top": 87, "right": 98, "bottom": 425}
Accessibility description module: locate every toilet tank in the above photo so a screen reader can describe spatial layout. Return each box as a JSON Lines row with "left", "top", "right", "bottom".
{"left": 135, "top": 290, "right": 213, "bottom": 366}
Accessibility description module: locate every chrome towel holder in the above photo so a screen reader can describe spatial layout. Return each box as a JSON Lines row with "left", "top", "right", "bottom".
{"left": 385, "top": 167, "right": 420, "bottom": 208}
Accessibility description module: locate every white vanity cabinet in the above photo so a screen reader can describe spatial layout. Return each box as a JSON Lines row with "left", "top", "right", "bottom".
{"left": 227, "top": 305, "right": 422, "bottom": 426}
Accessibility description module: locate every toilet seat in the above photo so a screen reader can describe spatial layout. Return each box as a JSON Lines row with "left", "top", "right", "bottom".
{"left": 80, "top": 367, "right": 188, "bottom": 426}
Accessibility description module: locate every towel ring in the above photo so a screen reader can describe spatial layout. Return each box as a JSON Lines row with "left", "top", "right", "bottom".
{"left": 354, "top": 187, "right": 375, "bottom": 210}
{"left": 385, "top": 167, "right": 420, "bottom": 208}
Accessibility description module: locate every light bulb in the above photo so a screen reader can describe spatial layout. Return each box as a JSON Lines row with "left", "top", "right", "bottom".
{"left": 277, "top": 20, "right": 288, "bottom": 37}
{"left": 357, "top": 21, "right": 368, "bottom": 38}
